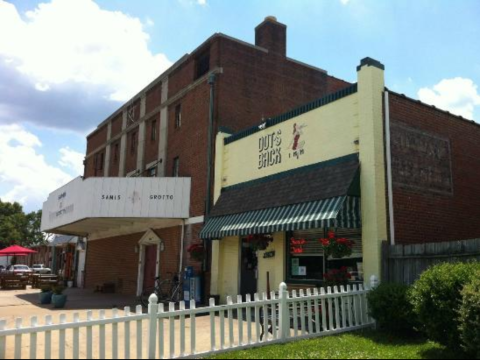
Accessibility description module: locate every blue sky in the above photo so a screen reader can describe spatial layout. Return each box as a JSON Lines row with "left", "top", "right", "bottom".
{"left": 0, "top": 0, "right": 479, "bottom": 212}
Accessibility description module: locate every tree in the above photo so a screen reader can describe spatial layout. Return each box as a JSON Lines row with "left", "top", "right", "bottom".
{"left": 0, "top": 200, "right": 47, "bottom": 248}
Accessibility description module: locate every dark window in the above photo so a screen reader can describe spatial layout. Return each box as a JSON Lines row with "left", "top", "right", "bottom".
{"left": 151, "top": 120, "right": 157, "bottom": 142}
{"left": 175, "top": 104, "right": 182, "bottom": 129}
{"left": 113, "top": 143, "right": 119, "bottom": 163}
{"left": 173, "top": 157, "right": 180, "bottom": 177}
{"left": 130, "top": 132, "right": 137, "bottom": 155}
{"left": 195, "top": 49, "right": 210, "bottom": 80}
{"left": 94, "top": 152, "right": 104, "bottom": 175}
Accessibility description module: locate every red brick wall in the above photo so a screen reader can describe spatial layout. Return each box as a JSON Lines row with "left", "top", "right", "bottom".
{"left": 166, "top": 87, "right": 209, "bottom": 217}
{"left": 216, "top": 36, "right": 350, "bottom": 133}
{"left": 169, "top": 61, "right": 195, "bottom": 99}
{"left": 389, "top": 93, "right": 480, "bottom": 244}
{"left": 85, "top": 232, "right": 143, "bottom": 295}
{"left": 125, "top": 128, "right": 139, "bottom": 174}
{"left": 146, "top": 83, "right": 162, "bottom": 114}
{"left": 86, "top": 125, "right": 108, "bottom": 154}
{"left": 109, "top": 140, "right": 121, "bottom": 177}
{"left": 111, "top": 113, "right": 123, "bottom": 138}
{"left": 84, "top": 149, "right": 106, "bottom": 178}
{"left": 144, "top": 113, "right": 161, "bottom": 166}
{"left": 85, "top": 226, "right": 184, "bottom": 295}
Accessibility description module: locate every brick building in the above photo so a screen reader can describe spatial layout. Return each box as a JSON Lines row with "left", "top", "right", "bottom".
{"left": 42, "top": 17, "right": 480, "bottom": 301}
{"left": 202, "top": 58, "right": 480, "bottom": 302}
{"left": 42, "top": 17, "right": 351, "bottom": 297}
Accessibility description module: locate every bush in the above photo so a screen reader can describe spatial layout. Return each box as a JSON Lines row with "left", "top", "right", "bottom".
{"left": 459, "top": 274, "right": 480, "bottom": 358}
{"left": 409, "top": 262, "right": 480, "bottom": 350}
{"left": 367, "top": 283, "right": 417, "bottom": 335}
{"left": 40, "top": 285, "right": 52, "bottom": 293}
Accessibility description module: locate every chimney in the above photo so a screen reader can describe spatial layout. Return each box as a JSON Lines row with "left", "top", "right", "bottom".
{"left": 255, "top": 16, "right": 287, "bottom": 57}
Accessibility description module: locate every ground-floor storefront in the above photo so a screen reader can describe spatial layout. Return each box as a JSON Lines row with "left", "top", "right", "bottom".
{"left": 204, "top": 154, "right": 367, "bottom": 303}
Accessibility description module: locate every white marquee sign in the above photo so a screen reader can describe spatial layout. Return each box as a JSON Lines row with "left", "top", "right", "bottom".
{"left": 41, "top": 177, "right": 191, "bottom": 232}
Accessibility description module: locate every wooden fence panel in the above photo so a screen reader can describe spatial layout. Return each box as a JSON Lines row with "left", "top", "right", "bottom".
{"left": 382, "top": 239, "right": 480, "bottom": 284}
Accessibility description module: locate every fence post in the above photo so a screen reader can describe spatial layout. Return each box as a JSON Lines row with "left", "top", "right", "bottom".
{"left": 148, "top": 293, "right": 159, "bottom": 359}
{"left": 0, "top": 319, "right": 6, "bottom": 360}
{"left": 278, "top": 282, "right": 289, "bottom": 342}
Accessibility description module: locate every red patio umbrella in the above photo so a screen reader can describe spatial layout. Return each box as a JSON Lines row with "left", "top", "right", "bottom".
{"left": 0, "top": 245, "right": 37, "bottom": 266}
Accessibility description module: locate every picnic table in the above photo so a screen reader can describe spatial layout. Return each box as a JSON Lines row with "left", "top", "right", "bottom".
{"left": 32, "top": 274, "right": 59, "bottom": 289}
{"left": 0, "top": 274, "right": 29, "bottom": 290}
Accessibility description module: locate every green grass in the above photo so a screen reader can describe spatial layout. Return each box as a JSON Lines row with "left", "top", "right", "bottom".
{"left": 206, "top": 330, "right": 466, "bottom": 359}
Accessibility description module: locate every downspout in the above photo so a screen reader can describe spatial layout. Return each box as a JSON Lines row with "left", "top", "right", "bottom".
{"left": 203, "top": 73, "right": 216, "bottom": 273}
{"left": 384, "top": 90, "right": 396, "bottom": 245}
{"left": 205, "top": 73, "right": 216, "bottom": 217}
{"left": 179, "top": 220, "right": 185, "bottom": 275}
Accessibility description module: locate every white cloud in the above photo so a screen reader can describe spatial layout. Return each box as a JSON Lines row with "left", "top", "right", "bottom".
{"left": 340, "top": 0, "right": 351, "bottom": 5}
{"left": 59, "top": 147, "right": 85, "bottom": 176}
{"left": 418, "top": 77, "right": 480, "bottom": 121}
{"left": 0, "top": 0, "right": 172, "bottom": 101}
{"left": 0, "top": 124, "right": 73, "bottom": 211}
{"left": 197, "top": 0, "right": 207, "bottom": 5}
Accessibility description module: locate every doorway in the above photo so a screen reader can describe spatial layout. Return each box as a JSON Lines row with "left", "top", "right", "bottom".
{"left": 240, "top": 240, "right": 258, "bottom": 298}
{"left": 143, "top": 245, "right": 157, "bottom": 290}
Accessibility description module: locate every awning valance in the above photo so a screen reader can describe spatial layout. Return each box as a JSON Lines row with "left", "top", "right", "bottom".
{"left": 200, "top": 195, "right": 361, "bottom": 239}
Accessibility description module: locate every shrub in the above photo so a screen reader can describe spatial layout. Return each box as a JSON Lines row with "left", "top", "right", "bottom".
{"left": 52, "top": 285, "right": 65, "bottom": 295}
{"left": 367, "top": 283, "right": 417, "bottom": 335}
{"left": 409, "top": 262, "right": 480, "bottom": 349}
{"left": 459, "top": 274, "right": 480, "bottom": 358}
{"left": 40, "top": 285, "right": 52, "bottom": 293}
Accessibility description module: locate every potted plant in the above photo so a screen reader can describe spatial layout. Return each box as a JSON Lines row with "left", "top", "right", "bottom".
{"left": 245, "top": 234, "right": 273, "bottom": 251}
{"left": 51, "top": 285, "right": 68, "bottom": 309}
{"left": 39, "top": 285, "right": 53, "bottom": 305}
{"left": 187, "top": 244, "right": 205, "bottom": 262}
{"left": 319, "top": 231, "right": 355, "bottom": 259}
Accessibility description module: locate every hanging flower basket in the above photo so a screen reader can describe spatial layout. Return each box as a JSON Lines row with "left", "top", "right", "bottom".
{"left": 319, "top": 231, "right": 355, "bottom": 259}
{"left": 323, "top": 267, "right": 352, "bottom": 287}
{"left": 187, "top": 244, "right": 205, "bottom": 262}
{"left": 245, "top": 234, "right": 273, "bottom": 251}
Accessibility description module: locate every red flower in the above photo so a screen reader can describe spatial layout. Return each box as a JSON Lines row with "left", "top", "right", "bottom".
{"left": 328, "top": 231, "right": 336, "bottom": 239}
{"left": 321, "top": 239, "right": 330, "bottom": 247}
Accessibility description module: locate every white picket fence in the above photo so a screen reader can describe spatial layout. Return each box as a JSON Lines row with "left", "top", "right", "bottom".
{"left": 0, "top": 283, "right": 374, "bottom": 359}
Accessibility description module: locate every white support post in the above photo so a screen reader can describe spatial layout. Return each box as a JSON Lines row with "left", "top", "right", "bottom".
{"left": 148, "top": 294, "right": 159, "bottom": 359}
{"left": 278, "top": 282, "right": 288, "bottom": 343}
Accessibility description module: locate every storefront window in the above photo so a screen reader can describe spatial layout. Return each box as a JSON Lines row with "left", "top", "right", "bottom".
{"left": 287, "top": 228, "right": 363, "bottom": 284}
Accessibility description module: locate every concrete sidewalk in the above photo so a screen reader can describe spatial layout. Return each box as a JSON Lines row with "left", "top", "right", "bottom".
{"left": 0, "top": 288, "right": 252, "bottom": 359}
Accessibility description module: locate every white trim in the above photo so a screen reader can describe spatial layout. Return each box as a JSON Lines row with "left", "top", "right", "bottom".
{"left": 136, "top": 229, "right": 164, "bottom": 296}
{"left": 384, "top": 91, "right": 396, "bottom": 245}
{"left": 185, "top": 216, "right": 204, "bottom": 225}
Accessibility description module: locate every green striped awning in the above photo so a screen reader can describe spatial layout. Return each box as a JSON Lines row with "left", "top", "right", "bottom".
{"left": 200, "top": 196, "right": 361, "bottom": 240}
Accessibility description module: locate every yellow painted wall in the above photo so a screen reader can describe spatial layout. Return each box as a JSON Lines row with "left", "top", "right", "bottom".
{"left": 257, "top": 232, "right": 286, "bottom": 294}
{"left": 222, "top": 94, "right": 360, "bottom": 187}
{"left": 357, "top": 64, "right": 388, "bottom": 282}
{"left": 217, "top": 236, "right": 240, "bottom": 303}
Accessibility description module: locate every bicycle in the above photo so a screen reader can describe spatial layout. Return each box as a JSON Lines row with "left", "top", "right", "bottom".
{"left": 140, "top": 272, "right": 183, "bottom": 307}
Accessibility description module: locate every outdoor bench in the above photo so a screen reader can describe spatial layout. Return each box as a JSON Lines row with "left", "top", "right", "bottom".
{"left": 0, "top": 275, "right": 28, "bottom": 290}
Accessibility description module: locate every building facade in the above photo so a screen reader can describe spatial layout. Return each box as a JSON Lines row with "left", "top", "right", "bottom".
{"left": 42, "top": 17, "right": 351, "bottom": 297}
{"left": 202, "top": 58, "right": 480, "bottom": 303}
